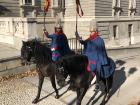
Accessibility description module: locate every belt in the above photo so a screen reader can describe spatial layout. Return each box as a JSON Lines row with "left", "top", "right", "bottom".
{"left": 51, "top": 47, "right": 59, "bottom": 51}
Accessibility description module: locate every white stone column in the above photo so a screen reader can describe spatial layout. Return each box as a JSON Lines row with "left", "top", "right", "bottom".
{"left": 27, "top": 18, "right": 37, "bottom": 39}
{"left": 0, "top": 18, "right": 14, "bottom": 44}
{"left": 32, "top": 0, "right": 37, "bottom": 17}
{"left": 32, "top": 0, "right": 35, "bottom": 6}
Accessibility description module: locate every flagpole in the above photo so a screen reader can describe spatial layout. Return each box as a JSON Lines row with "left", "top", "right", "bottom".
{"left": 43, "top": 0, "right": 50, "bottom": 41}
{"left": 75, "top": 4, "right": 78, "bottom": 52}
{"left": 43, "top": 7, "right": 46, "bottom": 41}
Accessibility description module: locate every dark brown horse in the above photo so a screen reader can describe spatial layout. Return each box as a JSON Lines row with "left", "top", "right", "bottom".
{"left": 56, "top": 55, "right": 115, "bottom": 105}
{"left": 21, "top": 39, "right": 59, "bottom": 103}
{"left": 56, "top": 54, "right": 94, "bottom": 105}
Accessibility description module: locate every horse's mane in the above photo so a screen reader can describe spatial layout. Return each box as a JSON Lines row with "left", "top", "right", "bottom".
{"left": 29, "top": 39, "right": 52, "bottom": 65}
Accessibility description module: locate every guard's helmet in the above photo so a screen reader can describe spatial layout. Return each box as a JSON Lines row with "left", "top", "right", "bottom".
{"left": 55, "top": 24, "right": 62, "bottom": 29}
{"left": 89, "top": 19, "right": 98, "bottom": 32}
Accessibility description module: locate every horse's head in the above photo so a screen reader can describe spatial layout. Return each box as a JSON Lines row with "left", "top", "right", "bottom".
{"left": 56, "top": 59, "right": 68, "bottom": 87}
{"left": 21, "top": 40, "right": 36, "bottom": 65}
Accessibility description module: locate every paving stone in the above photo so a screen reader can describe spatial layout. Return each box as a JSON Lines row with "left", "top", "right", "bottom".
{"left": 0, "top": 79, "right": 65, "bottom": 105}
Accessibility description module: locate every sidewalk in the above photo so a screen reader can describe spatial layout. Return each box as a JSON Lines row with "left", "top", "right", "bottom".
{"left": 0, "top": 78, "right": 65, "bottom": 105}
{"left": 0, "top": 55, "right": 140, "bottom": 105}
{"left": 0, "top": 43, "right": 20, "bottom": 60}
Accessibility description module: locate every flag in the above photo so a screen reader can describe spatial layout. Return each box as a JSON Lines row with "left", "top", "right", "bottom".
{"left": 44, "top": 0, "right": 50, "bottom": 12}
{"left": 76, "top": 0, "right": 84, "bottom": 17}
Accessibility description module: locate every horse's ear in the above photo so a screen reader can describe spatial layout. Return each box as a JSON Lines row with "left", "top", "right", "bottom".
{"left": 22, "top": 40, "right": 25, "bottom": 45}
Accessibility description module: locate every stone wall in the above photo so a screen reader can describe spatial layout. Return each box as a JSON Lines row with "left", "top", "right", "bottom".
{"left": 0, "top": 56, "right": 35, "bottom": 76}
{"left": 64, "top": 0, "right": 95, "bottom": 17}
{"left": 0, "top": 18, "right": 38, "bottom": 49}
{"left": 97, "top": 19, "right": 140, "bottom": 47}
{"left": 95, "top": 0, "right": 112, "bottom": 16}
{"left": 0, "top": 0, "right": 20, "bottom": 17}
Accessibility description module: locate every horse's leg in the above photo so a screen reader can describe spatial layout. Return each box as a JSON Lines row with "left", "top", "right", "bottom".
{"left": 50, "top": 75, "right": 59, "bottom": 99}
{"left": 76, "top": 88, "right": 81, "bottom": 105}
{"left": 32, "top": 74, "right": 44, "bottom": 104}
{"left": 104, "top": 75, "right": 114, "bottom": 104}
{"left": 76, "top": 87, "right": 88, "bottom": 105}
{"left": 100, "top": 77, "right": 111, "bottom": 105}
{"left": 100, "top": 92, "right": 107, "bottom": 105}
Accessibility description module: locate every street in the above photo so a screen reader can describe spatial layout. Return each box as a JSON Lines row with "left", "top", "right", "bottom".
{"left": 0, "top": 55, "right": 140, "bottom": 105}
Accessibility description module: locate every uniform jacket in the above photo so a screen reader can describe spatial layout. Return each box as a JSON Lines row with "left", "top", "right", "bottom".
{"left": 46, "top": 32, "right": 71, "bottom": 61}
{"left": 79, "top": 33, "right": 115, "bottom": 78}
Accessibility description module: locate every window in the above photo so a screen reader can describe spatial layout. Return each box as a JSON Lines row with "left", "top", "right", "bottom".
{"left": 113, "top": 0, "right": 122, "bottom": 16}
{"left": 25, "top": 0, "right": 32, "bottom": 5}
{"left": 53, "top": 0, "right": 65, "bottom": 8}
{"left": 58, "top": 0, "right": 65, "bottom": 8}
{"left": 128, "top": 24, "right": 133, "bottom": 44}
{"left": 129, "top": 0, "right": 136, "bottom": 9}
{"left": 114, "top": 0, "right": 120, "bottom": 7}
{"left": 128, "top": 24, "right": 132, "bottom": 37}
{"left": 52, "top": 0, "right": 65, "bottom": 16}
{"left": 113, "top": 25, "right": 118, "bottom": 39}
{"left": 129, "top": 0, "right": 136, "bottom": 15}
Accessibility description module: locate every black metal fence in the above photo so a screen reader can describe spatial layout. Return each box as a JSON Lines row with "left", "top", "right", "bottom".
{"left": 42, "top": 38, "right": 83, "bottom": 54}
{"left": 68, "top": 38, "right": 83, "bottom": 54}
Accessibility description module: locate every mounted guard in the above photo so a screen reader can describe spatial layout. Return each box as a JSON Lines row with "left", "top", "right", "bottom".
{"left": 75, "top": 19, "right": 116, "bottom": 91}
{"left": 43, "top": 21, "right": 72, "bottom": 61}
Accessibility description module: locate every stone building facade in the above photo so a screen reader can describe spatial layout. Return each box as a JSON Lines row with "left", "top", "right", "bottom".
{"left": 62, "top": 0, "right": 140, "bottom": 47}
{"left": 0, "top": 0, "right": 140, "bottom": 49}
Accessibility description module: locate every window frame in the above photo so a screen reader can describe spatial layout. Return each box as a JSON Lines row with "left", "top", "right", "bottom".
{"left": 52, "top": 0, "right": 65, "bottom": 8}
{"left": 112, "top": 0, "right": 122, "bottom": 17}
{"left": 25, "top": 0, "right": 32, "bottom": 5}
{"left": 129, "top": 0, "right": 136, "bottom": 16}
{"left": 128, "top": 24, "right": 133, "bottom": 44}
{"left": 114, "top": 0, "right": 120, "bottom": 7}
{"left": 20, "top": 0, "right": 34, "bottom": 6}
{"left": 113, "top": 25, "right": 119, "bottom": 39}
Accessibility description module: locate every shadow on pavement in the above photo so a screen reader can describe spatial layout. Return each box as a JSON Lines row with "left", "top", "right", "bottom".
{"left": 37, "top": 82, "right": 69, "bottom": 103}
{"left": 115, "top": 59, "right": 126, "bottom": 68}
{"left": 105, "top": 67, "right": 126, "bottom": 103}
{"left": 128, "top": 67, "right": 137, "bottom": 77}
{"left": 86, "top": 66, "right": 127, "bottom": 105}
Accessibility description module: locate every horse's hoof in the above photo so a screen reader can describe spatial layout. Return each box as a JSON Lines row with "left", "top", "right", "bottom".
{"left": 76, "top": 102, "right": 81, "bottom": 105}
{"left": 32, "top": 98, "right": 39, "bottom": 104}
{"left": 100, "top": 103, "right": 105, "bottom": 105}
{"left": 55, "top": 95, "right": 59, "bottom": 99}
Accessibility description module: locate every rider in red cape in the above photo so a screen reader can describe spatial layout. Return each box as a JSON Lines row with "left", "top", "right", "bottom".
{"left": 44, "top": 24, "right": 72, "bottom": 62}
{"left": 75, "top": 20, "right": 115, "bottom": 90}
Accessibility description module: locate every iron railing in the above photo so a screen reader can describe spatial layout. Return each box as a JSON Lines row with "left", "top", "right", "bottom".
{"left": 68, "top": 38, "right": 83, "bottom": 54}
{"left": 41, "top": 38, "right": 83, "bottom": 54}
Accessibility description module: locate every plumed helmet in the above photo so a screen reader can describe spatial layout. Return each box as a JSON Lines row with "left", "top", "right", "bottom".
{"left": 55, "top": 17, "right": 63, "bottom": 29}
{"left": 89, "top": 19, "right": 98, "bottom": 32}
{"left": 55, "top": 24, "right": 62, "bottom": 29}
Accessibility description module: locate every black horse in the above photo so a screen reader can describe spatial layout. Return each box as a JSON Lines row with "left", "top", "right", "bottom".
{"left": 56, "top": 54, "right": 94, "bottom": 105}
{"left": 56, "top": 55, "right": 115, "bottom": 105}
{"left": 21, "top": 39, "right": 59, "bottom": 103}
